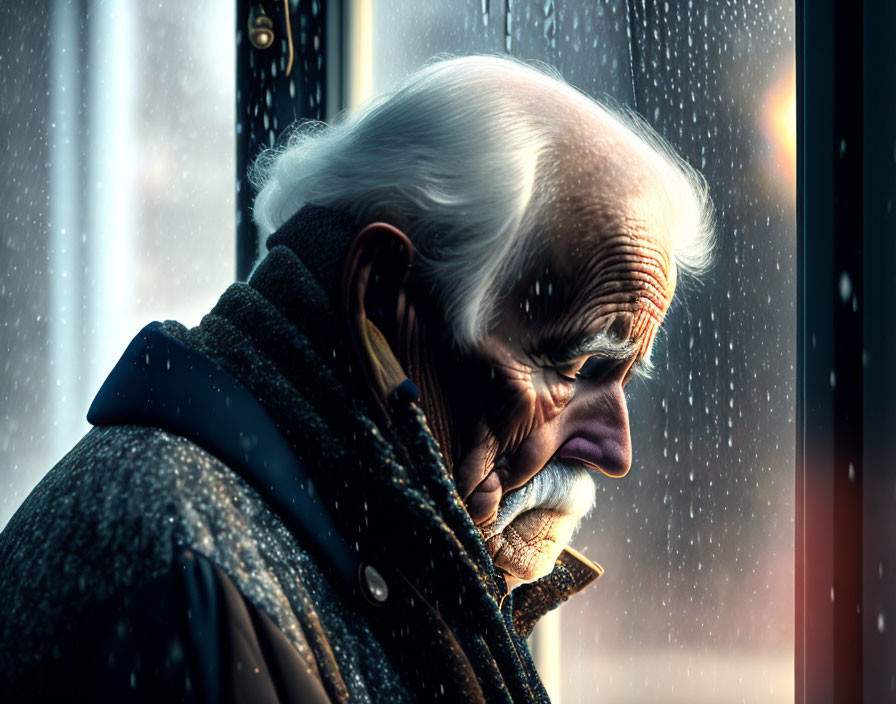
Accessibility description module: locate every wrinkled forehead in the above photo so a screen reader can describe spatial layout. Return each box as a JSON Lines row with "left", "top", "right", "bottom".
{"left": 542, "top": 128, "right": 679, "bottom": 291}
{"left": 511, "top": 207, "right": 677, "bottom": 361}
{"left": 504, "top": 108, "right": 685, "bottom": 354}
{"left": 572, "top": 220, "right": 674, "bottom": 349}
{"left": 551, "top": 200, "right": 676, "bottom": 291}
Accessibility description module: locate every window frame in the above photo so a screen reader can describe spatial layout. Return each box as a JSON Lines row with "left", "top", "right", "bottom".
{"left": 798, "top": 1, "right": 896, "bottom": 701}
{"left": 795, "top": 1, "right": 863, "bottom": 700}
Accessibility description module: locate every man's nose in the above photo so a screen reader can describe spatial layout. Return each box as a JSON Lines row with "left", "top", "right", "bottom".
{"left": 556, "top": 381, "right": 632, "bottom": 478}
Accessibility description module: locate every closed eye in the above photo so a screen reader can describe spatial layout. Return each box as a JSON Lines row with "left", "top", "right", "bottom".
{"left": 576, "top": 356, "right": 616, "bottom": 381}
{"left": 552, "top": 356, "right": 616, "bottom": 383}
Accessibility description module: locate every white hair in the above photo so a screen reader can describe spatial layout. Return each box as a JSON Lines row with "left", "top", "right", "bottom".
{"left": 251, "top": 55, "right": 714, "bottom": 349}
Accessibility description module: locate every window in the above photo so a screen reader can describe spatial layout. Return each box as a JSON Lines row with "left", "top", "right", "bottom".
{"left": 0, "top": 0, "right": 234, "bottom": 524}
{"left": 4, "top": 2, "right": 894, "bottom": 701}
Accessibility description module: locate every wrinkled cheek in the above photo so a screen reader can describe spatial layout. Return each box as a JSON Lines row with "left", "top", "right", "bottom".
{"left": 464, "top": 468, "right": 502, "bottom": 521}
{"left": 485, "top": 377, "right": 541, "bottom": 455}
{"left": 542, "top": 378, "right": 573, "bottom": 418}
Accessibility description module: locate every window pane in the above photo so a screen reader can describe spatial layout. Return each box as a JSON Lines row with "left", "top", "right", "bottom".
{"left": 370, "top": 2, "right": 796, "bottom": 702}
{"left": 0, "top": 0, "right": 235, "bottom": 527}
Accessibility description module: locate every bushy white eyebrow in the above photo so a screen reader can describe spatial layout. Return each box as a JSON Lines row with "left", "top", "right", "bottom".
{"left": 559, "top": 331, "right": 657, "bottom": 381}
{"left": 563, "top": 332, "right": 638, "bottom": 361}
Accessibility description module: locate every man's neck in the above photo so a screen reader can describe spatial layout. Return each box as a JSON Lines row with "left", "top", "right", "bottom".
{"left": 405, "top": 321, "right": 456, "bottom": 469}
{"left": 362, "top": 312, "right": 457, "bottom": 470}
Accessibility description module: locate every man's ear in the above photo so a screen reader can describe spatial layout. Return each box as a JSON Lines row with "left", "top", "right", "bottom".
{"left": 342, "top": 222, "right": 416, "bottom": 405}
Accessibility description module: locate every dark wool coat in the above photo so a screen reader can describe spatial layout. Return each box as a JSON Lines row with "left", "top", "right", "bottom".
{"left": 0, "top": 206, "right": 600, "bottom": 703}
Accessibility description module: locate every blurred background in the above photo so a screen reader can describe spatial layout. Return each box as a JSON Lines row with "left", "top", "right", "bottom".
{"left": 0, "top": 1, "right": 796, "bottom": 702}
{"left": 1, "top": 0, "right": 236, "bottom": 516}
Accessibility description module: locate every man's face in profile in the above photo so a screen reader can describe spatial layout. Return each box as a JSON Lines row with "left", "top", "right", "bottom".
{"left": 452, "top": 207, "right": 677, "bottom": 586}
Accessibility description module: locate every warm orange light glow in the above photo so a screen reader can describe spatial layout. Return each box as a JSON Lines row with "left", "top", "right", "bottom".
{"left": 763, "top": 58, "right": 797, "bottom": 195}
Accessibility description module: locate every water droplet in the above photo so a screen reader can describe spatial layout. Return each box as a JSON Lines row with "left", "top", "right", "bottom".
{"left": 839, "top": 272, "right": 852, "bottom": 302}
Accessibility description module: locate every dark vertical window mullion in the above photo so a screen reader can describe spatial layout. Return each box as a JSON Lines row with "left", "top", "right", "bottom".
{"left": 797, "top": 1, "right": 864, "bottom": 701}
{"left": 236, "top": 0, "right": 331, "bottom": 280}
{"left": 861, "top": 1, "right": 896, "bottom": 700}
{"left": 830, "top": 4, "right": 864, "bottom": 701}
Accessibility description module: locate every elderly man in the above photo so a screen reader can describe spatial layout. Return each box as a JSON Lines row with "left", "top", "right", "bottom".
{"left": 0, "top": 56, "right": 712, "bottom": 702}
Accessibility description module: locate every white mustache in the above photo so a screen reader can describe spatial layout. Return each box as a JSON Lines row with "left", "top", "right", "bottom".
{"left": 481, "top": 460, "right": 596, "bottom": 540}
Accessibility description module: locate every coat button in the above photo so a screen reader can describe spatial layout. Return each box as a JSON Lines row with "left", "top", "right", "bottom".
{"left": 360, "top": 564, "right": 389, "bottom": 604}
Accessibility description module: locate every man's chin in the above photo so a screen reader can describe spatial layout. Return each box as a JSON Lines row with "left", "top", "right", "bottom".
{"left": 483, "top": 508, "right": 580, "bottom": 584}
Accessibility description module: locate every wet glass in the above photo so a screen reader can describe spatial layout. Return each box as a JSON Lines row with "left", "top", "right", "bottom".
{"left": 0, "top": 0, "right": 235, "bottom": 526}
{"left": 370, "top": 1, "right": 796, "bottom": 702}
